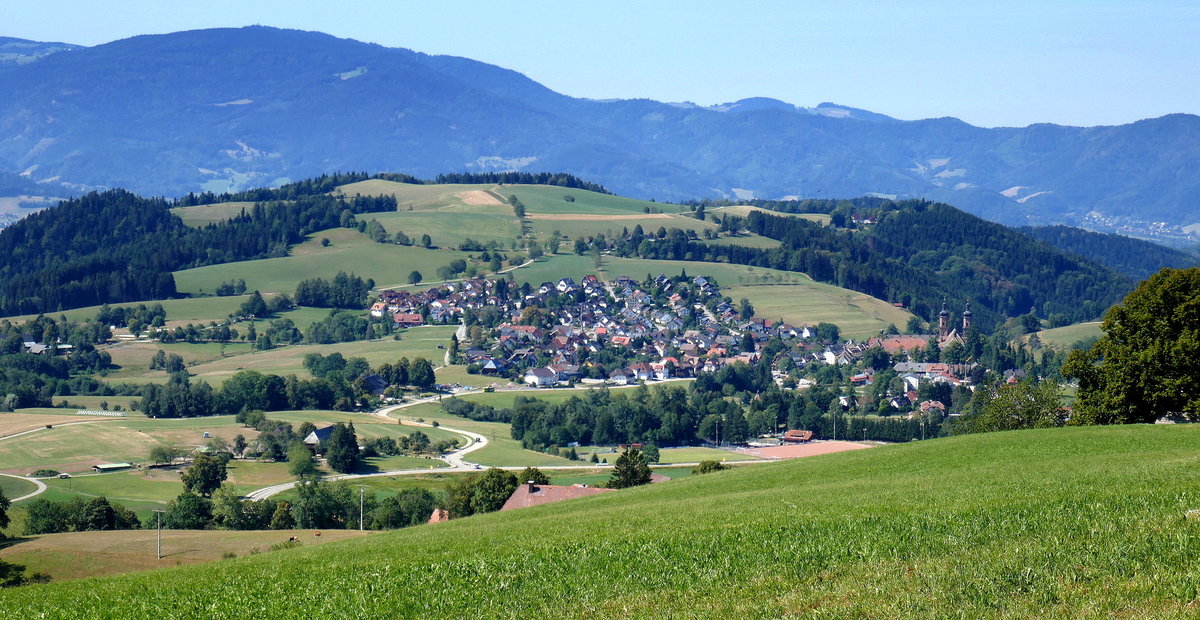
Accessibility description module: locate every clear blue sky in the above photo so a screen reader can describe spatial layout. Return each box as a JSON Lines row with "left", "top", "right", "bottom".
{"left": 8, "top": 0, "right": 1198, "bottom": 127}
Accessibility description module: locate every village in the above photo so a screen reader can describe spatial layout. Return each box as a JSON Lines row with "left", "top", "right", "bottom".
{"left": 368, "top": 273, "right": 994, "bottom": 423}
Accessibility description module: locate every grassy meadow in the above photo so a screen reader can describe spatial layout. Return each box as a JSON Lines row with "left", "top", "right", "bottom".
{"left": 173, "top": 228, "right": 478, "bottom": 295}
{"left": 170, "top": 201, "right": 258, "bottom": 227}
{"left": 0, "top": 529, "right": 369, "bottom": 583}
{"left": 5, "top": 425, "right": 1200, "bottom": 616}
{"left": 723, "top": 283, "right": 915, "bottom": 339}
{"left": 1030, "top": 321, "right": 1103, "bottom": 350}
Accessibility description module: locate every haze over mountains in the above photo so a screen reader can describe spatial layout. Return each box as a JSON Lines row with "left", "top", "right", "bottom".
{"left": 1, "top": 26, "right": 1197, "bottom": 233}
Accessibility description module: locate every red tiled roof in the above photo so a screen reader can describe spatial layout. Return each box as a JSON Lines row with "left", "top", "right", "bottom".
{"left": 501, "top": 484, "right": 614, "bottom": 511}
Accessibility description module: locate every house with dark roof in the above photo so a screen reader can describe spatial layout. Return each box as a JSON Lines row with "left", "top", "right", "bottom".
{"left": 304, "top": 425, "right": 336, "bottom": 447}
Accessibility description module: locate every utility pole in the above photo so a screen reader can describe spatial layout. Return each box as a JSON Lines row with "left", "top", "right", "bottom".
{"left": 359, "top": 486, "right": 365, "bottom": 531}
{"left": 154, "top": 510, "right": 165, "bottom": 559}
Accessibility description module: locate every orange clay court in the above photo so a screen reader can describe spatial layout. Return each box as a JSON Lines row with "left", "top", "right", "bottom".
{"left": 742, "top": 440, "right": 873, "bottom": 459}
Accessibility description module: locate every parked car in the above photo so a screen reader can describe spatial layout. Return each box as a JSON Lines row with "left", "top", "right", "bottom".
{"left": 58, "top": 473, "right": 71, "bottom": 479}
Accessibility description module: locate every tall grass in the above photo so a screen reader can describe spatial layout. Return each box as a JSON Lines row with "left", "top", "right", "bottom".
{"left": 4, "top": 425, "right": 1200, "bottom": 617}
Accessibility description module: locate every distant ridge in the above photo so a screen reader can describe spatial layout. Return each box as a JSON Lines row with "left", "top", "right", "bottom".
{"left": 0, "top": 26, "right": 1197, "bottom": 233}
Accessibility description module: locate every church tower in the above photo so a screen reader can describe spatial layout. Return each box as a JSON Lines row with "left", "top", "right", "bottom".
{"left": 962, "top": 300, "right": 973, "bottom": 332}
{"left": 938, "top": 300, "right": 950, "bottom": 338}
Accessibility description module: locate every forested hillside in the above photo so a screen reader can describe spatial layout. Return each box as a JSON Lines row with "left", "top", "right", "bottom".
{"left": 1019, "top": 225, "right": 1198, "bottom": 280}
{"left": 0, "top": 189, "right": 395, "bottom": 315}
{"left": 610, "top": 199, "right": 1131, "bottom": 328}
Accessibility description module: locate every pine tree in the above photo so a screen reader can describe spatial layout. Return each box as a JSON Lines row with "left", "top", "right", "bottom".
{"left": 607, "top": 448, "right": 652, "bottom": 489}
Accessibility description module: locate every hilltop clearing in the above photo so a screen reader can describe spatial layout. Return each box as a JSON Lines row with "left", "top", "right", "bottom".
{"left": 3, "top": 425, "right": 1199, "bottom": 616}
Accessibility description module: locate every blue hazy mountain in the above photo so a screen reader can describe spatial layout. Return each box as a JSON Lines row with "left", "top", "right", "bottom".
{"left": 0, "top": 26, "right": 1197, "bottom": 228}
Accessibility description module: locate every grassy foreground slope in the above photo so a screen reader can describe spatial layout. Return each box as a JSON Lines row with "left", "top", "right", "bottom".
{"left": 6, "top": 425, "right": 1200, "bottom": 617}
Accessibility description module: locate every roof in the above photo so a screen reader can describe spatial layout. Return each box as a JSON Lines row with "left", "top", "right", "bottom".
{"left": 501, "top": 483, "right": 614, "bottom": 511}
{"left": 304, "top": 425, "right": 336, "bottom": 445}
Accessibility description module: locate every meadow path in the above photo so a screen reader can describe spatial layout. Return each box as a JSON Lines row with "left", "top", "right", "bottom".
{"left": 0, "top": 472, "right": 47, "bottom": 502}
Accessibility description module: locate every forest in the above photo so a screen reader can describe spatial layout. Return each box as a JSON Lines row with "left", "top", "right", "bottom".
{"left": 605, "top": 199, "right": 1132, "bottom": 327}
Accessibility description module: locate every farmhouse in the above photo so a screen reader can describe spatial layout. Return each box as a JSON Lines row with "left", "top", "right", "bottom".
{"left": 524, "top": 367, "right": 557, "bottom": 387}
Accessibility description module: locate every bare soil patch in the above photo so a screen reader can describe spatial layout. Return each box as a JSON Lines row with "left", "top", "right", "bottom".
{"left": 743, "top": 441, "right": 873, "bottom": 459}
{"left": 455, "top": 190, "right": 504, "bottom": 206}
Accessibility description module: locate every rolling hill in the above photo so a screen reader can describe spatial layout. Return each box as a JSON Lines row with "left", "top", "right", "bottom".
{"left": 3, "top": 425, "right": 1199, "bottom": 616}
{"left": 1, "top": 26, "right": 1198, "bottom": 231}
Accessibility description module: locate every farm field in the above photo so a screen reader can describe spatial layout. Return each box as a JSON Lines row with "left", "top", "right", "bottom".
{"left": 0, "top": 475, "right": 37, "bottom": 500}
{"left": 0, "top": 412, "right": 123, "bottom": 441}
{"left": 656, "top": 447, "right": 760, "bottom": 464}
{"left": 369, "top": 209, "right": 520, "bottom": 249}
{"left": 334, "top": 180, "right": 504, "bottom": 210}
{"left": 709, "top": 205, "right": 832, "bottom": 225}
{"left": 177, "top": 326, "right": 453, "bottom": 385}
{"left": 723, "top": 283, "right": 915, "bottom": 339}
{"left": 506, "top": 185, "right": 689, "bottom": 216}
{"left": 170, "top": 201, "right": 257, "bottom": 227}
{"left": 1030, "top": 321, "right": 1103, "bottom": 350}
{"left": 0, "top": 529, "right": 369, "bottom": 583}
{"left": 703, "top": 233, "right": 782, "bottom": 249}
{"left": 173, "top": 228, "right": 478, "bottom": 296}
{"left": 6, "top": 425, "right": 1196, "bottom": 616}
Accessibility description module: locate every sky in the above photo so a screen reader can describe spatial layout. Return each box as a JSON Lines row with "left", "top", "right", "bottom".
{"left": 7, "top": 0, "right": 1198, "bottom": 127}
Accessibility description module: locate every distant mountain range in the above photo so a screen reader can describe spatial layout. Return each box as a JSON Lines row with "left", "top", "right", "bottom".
{"left": 1, "top": 26, "right": 1197, "bottom": 234}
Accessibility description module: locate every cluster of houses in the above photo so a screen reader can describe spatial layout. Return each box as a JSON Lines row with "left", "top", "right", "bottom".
{"left": 370, "top": 274, "right": 824, "bottom": 387}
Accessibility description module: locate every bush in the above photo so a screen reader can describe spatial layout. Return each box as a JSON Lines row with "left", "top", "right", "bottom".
{"left": 692, "top": 460, "right": 730, "bottom": 475}
{"left": 30, "top": 469, "right": 60, "bottom": 477}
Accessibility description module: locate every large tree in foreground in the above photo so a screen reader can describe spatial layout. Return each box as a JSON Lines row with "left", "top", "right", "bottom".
{"left": 1063, "top": 267, "right": 1200, "bottom": 424}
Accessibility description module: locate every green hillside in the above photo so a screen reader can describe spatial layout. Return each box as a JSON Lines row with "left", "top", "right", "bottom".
{"left": 1031, "top": 321, "right": 1103, "bottom": 350}
{"left": 5, "top": 425, "right": 1199, "bottom": 616}
{"left": 173, "top": 228, "right": 476, "bottom": 295}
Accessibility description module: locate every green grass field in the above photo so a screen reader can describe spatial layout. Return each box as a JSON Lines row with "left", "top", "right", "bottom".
{"left": 176, "top": 325, "right": 453, "bottom": 386}
{"left": 0, "top": 529, "right": 369, "bottom": 583}
{"left": 723, "top": 283, "right": 915, "bottom": 339}
{"left": 0, "top": 475, "right": 37, "bottom": 499}
{"left": 173, "top": 228, "right": 478, "bottom": 295}
{"left": 6, "top": 425, "right": 1199, "bottom": 616}
{"left": 396, "top": 402, "right": 573, "bottom": 467}
{"left": 1030, "top": 321, "right": 1103, "bottom": 350}
{"left": 170, "top": 201, "right": 258, "bottom": 227}
{"left": 334, "top": 180, "right": 503, "bottom": 210}
{"left": 369, "top": 210, "right": 521, "bottom": 249}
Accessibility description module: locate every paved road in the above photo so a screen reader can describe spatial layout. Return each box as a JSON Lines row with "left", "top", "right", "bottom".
{"left": 0, "top": 472, "right": 48, "bottom": 502}
{"left": 244, "top": 382, "right": 754, "bottom": 501}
